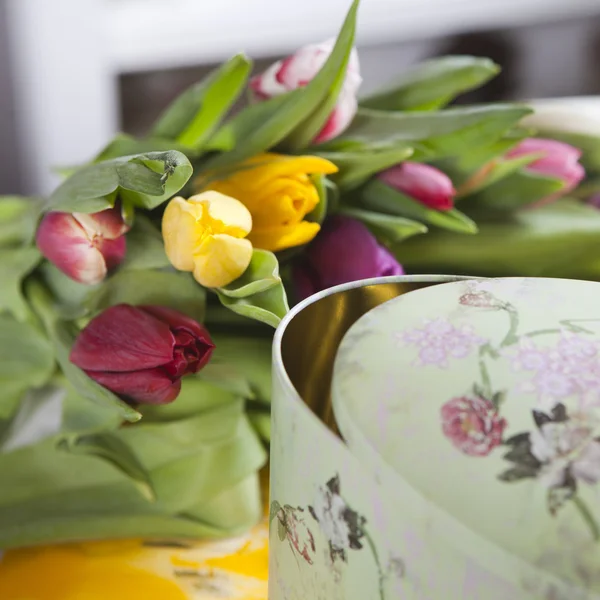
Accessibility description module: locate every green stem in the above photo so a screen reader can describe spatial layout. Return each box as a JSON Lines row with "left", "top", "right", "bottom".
{"left": 572, "top": 495, "right": 600, "bottom": 542}
{"left": 363, "top": 530, "right": 386, "bottom": 600}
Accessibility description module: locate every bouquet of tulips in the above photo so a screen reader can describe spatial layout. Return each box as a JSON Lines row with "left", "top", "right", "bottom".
{"left": 1, "top": 0, "right": 600, "bottom": 549}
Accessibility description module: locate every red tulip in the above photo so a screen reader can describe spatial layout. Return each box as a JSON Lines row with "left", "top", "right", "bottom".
{"left": 36, "top": 205, "right": 130, "bottom": 285}
{"left": 70, "top": 304, "right": 215, "bottom": 404}
{"left": 292, "top": 215, "right": 404, "bottom": 300}
{"left": 506, "top": 138, "right": 585, "bottom": 199}
{"left": 378, "top": 162, "right": 456, "bottom": 211}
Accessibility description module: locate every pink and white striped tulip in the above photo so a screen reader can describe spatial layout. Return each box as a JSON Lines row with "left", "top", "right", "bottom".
{"left": 36, "top": 205, "right": 130, "bottom": 285}
{"left": 250, "top": 39, "right": 362, "bottom": 144}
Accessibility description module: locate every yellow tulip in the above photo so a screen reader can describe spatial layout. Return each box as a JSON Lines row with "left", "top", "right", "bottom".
{"left": 162, "top": 191, "right": 253, "bottom": 288}
{"left": 197, "top": 153, "right": 338, "bottom": 252}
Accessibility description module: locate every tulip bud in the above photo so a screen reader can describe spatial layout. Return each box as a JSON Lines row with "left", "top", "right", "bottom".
{"left": 506, "top": 138, "right": 585, "bottom": 197}
{"left": 377, "top": 162, "right": 456, "bottom": 211}
{"left": 70, "top": 304, "right": 215, "bottom": 405}
{"left": 249, "top": 39, "right": 362, "bottom": 144}
{"left": 292, "top": 215, "right": 403, "bottom": 300}
{"left": 36, "top": 205, "right": 130, "bottom": 285}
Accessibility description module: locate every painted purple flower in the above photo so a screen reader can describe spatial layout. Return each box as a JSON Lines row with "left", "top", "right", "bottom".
{"left": 399, "top": 317, "right": 486, "bottom": 368}
{"left": 441, "top": 395, "right": 507, "bottom": 456}
{"left": 292, "top": 215, "right": 403, "bottom": 300}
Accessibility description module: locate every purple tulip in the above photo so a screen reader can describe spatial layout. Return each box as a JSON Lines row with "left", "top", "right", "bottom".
{"left": 378, "top": 162, "right": 456, "bottom": 211}
{"left": 292, "top": 215, "right": 404, "bottom": 300}
{"left": 506, "top": 138, "right": 585, "bottom": 200}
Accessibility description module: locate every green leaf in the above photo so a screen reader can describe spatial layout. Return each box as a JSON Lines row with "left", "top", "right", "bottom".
{"left": 152, "top": 55, "right": 251, "bottom": 150}
{"left": 216, "top": 249, "right": 289, "bottom": 327}
{"left": 120, "top": 215, "right": 170, "bottom": 271}
{"left": 199, "top": 333, "right": 272, "bottom": 404}
{"left": 340, "top": 206, "right": 427, "bottom": 245}
{"left": 315, "top": 145, "right": 413, "bottom": 190}
{"left": 86, "top": 269, "right": 206, "bottom": 323}
{"left": 394, "top": 198, "right": 600, "bottom": 279}
{"left": 248, "top": 410, "right": 271, "bottom": 443}
{"left": 59, "top": 433, "right": 155, "bottom": 501}
{"left": 0, "top": 196, "right": 43, "bottom": 248}
{"left": 201, "top": 0, "right": 360, "bottom": 172}
{"left": 217, "top": 285, "right": 289, "bottom": 328}
{"left": 48, "top": 151, "right": 193, "bottom": 213}
{"left": 360, "top": 56, "right": 500, "bottom": 111}
{"left": 360, "top": 179, "right": 477, "bottom": 234}
{"left": 95, "top": 134, "right": 192, "bottom": 162}
{"left": 324, "top": 105, "right": 532, "bottom": 161}
{"left": 277, "top": 517, "right": 288, "bottom": 541}
{"left": 462, "top": 169, "right": 565, "bottom": 211}
{"left": 218, "top": 249, "right": 282, "bottom": 299}
{"left": 0, "top": 247, "right": 41, "bottom": 320}
{"left": 0, "top": 315, "right": 55, "bottom": 421}
{"left": 25, "top": 280, "right": 140, "bottom": 427}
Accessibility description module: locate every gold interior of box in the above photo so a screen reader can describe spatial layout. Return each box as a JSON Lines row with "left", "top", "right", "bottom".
{"left": 280, "top": 281, "right": 440, "bottom": 435}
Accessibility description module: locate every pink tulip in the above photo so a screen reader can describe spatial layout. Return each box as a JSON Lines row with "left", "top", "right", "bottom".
{"left": 292, "top": 215, "right": 403, "bottom": 300}
{"left": 378, "top": 162, "right": 456, "bottom": 211}
{"left": 36, "top": 205, "right": 130, "bottom": 285}
{"left": 250, "top": 39, "right": 362, "bottom": 144}
{"left": 70, "top": 304, "right": 215, "bottom": 405}
{"left": 506, "top": 138, "right": 585, "bottom": 198}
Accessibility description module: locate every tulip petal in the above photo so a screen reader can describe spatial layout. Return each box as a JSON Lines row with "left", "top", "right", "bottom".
{"left": 85, "top": 367, "right": 181, "bottom": 404}
{"left": 313, "top": 92, "right": 358, "bottom": 144}
{"left": 139, "top": 305, "right": 215, "bottom": 350}
{"left": 162, "top": 196, "right": 202, "bottom": 272}
{"left": 188, "top": 191, "right": 252, "bottom": 236}
{"left": 192, "top": 234, "right": 253, "bottom": 288}
{"left": 73, "top": 204, "right": 129, "bottom": 240}
{"left": 95, "top": 236, "right": 127, "bottom": 272}
{"left": 249, "top": 221, "right": 321, "bottom": 253}
{"left": 36, "top": 212, "right": 108, "bottom": 285}
{"left": 70, "top": 304, "right": 175, "bottom": 372}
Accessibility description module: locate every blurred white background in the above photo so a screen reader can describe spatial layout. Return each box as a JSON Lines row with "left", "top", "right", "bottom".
{"left": 1, "top": 0, "right": 600, "bottom": 196}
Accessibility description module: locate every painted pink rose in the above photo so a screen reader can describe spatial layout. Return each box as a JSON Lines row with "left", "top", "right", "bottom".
{"left": 441, "top": 395, "right": 506, "bottom": 456}
{"left": 276, "top": 506, "right": 316, "bottom": 565}
{"left": 250, "top": 39, "right": 362, "bottom": 144}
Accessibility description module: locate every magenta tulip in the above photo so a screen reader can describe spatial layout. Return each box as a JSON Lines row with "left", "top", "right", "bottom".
{"left": 378, "top": 162, "right": 456, "bottom": 211}
{"left": 506, "top": 138, "right": 585, "bottom": 198}
{"left": 36, "top": 205, "right": 130, "bottom": 285}
{"left": 250, "top": 39, "right": 362, "bottom": 144}
{"left": 70, "top": 304, "right": 215, "bottom": 404}
{"left": 292, "top": 215, "right": 404, "bottom": 300}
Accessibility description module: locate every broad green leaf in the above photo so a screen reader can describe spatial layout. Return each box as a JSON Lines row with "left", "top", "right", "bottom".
{"left": 86, "top": 269, "right": 206, "bottom": 323}
{"left": 25, "top": 280, "right": 140, "bottom": 426}
{"left": 120, "top": 215, "right": 170, "bottom": 271}
{"left": 115, "top": 401, "right": 267, "bottom": 514}
{"left": 394, "top": 198, "right": 600, "bottom": 279}
{"left": 0, "top": 315, "right": 55, "bottom": 421}
{"left": 360, "top": 56, "right": 500, "bottom": 111}
{"left": 152, "top": 55, "right": 251, "bottom": 149}
{"left": 461, "top": 169, "right": 565, "bottom": 211}
{"left": 218, "top": 250, "right": 281, "bottom": 299}
{"left": 248, "top": 410, "right": 271, "bottom": 443}
{"left": 59, "top": 433, "right": 155, "bottom": 501}
{"left": 48, "top": 151, "right": 193, "bottom": 213}
{"left": 95, "top": 134, "right": 192, "bottom": 162}
{"left": 315, "top": 145, "right": 413, "bottom": 190}
{"left": 360, "top": 179, "right": 477, "bottom": 234}
{"left": 199, "top": 334, "right": 272, "bottom": 404}
{"left": 0, "top": 246, "right": 41, "bottom": 320}
{"left": 218, "top": 284, "right": 289, "bottom": 328}
{"left": 340, "top": 206, "right": 427, "bottom": 245}
{"left": 201, "top": 0, "right": 360, "bottom": 172}
{"left": 0, "top": 196, "right": 43, "bottom": 248}
{"left": 324, "top": 105, "right": 532, "bottom": 161}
